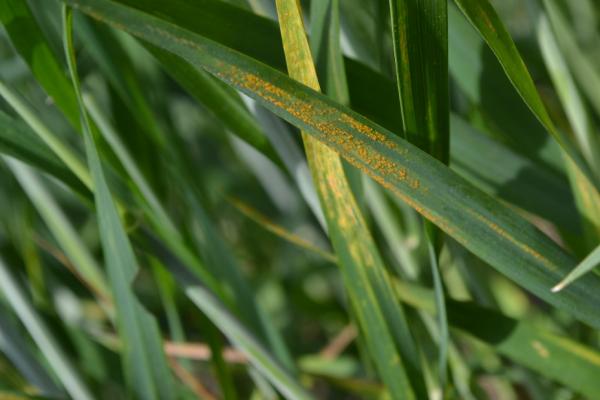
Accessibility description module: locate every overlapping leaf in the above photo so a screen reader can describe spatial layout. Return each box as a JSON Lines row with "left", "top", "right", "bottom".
{"left": 453, "top": 0, "right": 599, "bottom": 192}
{"left": 0, "top": 257, "right": 93, "bottom": 400}
{"left": 57, "top": 0, "right": 600, "bottom": 332}
{"left": 276, "top": 0, "right": 422, "bottom": 398}
{"left": 63, "top": 8, "right": 174, "bottom": 399}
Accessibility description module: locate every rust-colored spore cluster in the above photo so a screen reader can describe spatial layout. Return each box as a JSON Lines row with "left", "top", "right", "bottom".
{"left": 224, "top": 67, "right": 428, "bottom": 190}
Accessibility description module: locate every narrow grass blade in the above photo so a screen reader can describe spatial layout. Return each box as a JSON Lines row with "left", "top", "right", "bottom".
{"left": 58, "top": 0, "right": 600, "bottom": 330}
{"left": 81, "top": 0, "right": 575, "bottom": 227}
{"left": 184, "top": 284, "right": 312, "bottom": 400}
{"left": 387, "top": 3, "right": 449, "bottom": 385}
{"left": 538, "top": 15, "right": 600, "bottom": 248}
{"left": 0, "top": 308, "right": 63, "bottom": 397}
{"left": 0, "top": 110, "right": 87, "bottom": 196}
{"left": 275, "top": 1, "right": 424, "bottom": 398}
{"left": 197, "top": 313, "right": 239, "bottom": 400}
{"left": 75, "top": 17, "right": 166, "bottom": 148}
{"left": 0, "top": 82, "right": 91, "bottom": 188}
{"left": 186, "top": 193, "right": 295, "bottom": 370}
{"left": 309, "top": 0, "right": 349, "bottom": 104}
{"left": 453, "top": 0, "right": 599, "bottom": 191}
{"left": 86, "top": 93, "right": 294, "bottom": 371}
{"left": 426, "top": 239, "right": 448, "bottom": 389}
{"left": 537, "top": 16, "right": 600, "bottom": 176}
{"left": 363, "top": 178, "right": 419, "bottom": 279}
{"left": 389, "top": 0, "right": 449, "bottom": 163}
{"left": 145, "top": 44, "right": 285, "bottom": 170}
{"left": 544, "top": 0, "right": 600, "bottom": 131}
{"left": 0, "top": 257, "right": 94, "bottom": 400}
{"left": 450, "top": 115, "right": 579, "bottom": 235}
{"left": 62, "top": 7, "right": 175, "bottom": 399}
{"left": 150, "top": 259, "right": 186, "bottom": 345}
{"left": 83, "top": 95, "right": 173, "bottom": 233}
{"left": 5, "top": 157, "right": 110, "bottom": 301}
{"left": 552, "top": 244, "right": 600, "bottom": 293}
{"left": 394, "top": 279, "right": 600, "bottom": 399}
{"left": 228, "top": 197, "right": 336, "bottom": 263}
{"left": 0, "top": 0, "right": 79, "bottom": 128}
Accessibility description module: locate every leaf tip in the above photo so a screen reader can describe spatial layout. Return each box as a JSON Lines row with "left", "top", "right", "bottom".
{"left": 551, "top": 281, "right": 567, "bottom": 293}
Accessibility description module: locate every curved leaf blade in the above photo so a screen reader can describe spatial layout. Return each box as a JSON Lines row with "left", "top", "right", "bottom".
{"left": 6, "top": 158, "right": 110, "bottom": 301}
{"left": 275, "top": 0, "right": 422, "bottom": 398}
{"left": 0, "top": 304, "right": 63, "bottom": 397}
{"left": 0, "top": 0, "right": 79, "bottom": 128}
{"left": 184, "top": 285, "right": 313, "bottom": 400}
{"left": 453, "top": 0, "right": 599, "bottom": 191}
{"left": 0, "top": 110, "right": 87, "bottom": 196}
{"left": 0, "top": 257, "right": 93, "bottom": 400}
{"left": 394, "top": 279, "right": 600, "bottom": 399}
{"left": 69, "top": 0, "right": 579, "bottom": 236}
{"left": 62, "top": 8, "right": 175, "bottom": 399}
{"left": 553, "top": 244, "right": 600, "bottom": 292}
{"left": 59, "top": 0, "right": 600, "bottom": 331}
{"left": 389, "top": 0, "right": 449, "bottom": 162}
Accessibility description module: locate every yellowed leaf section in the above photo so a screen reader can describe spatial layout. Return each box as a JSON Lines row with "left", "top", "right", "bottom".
{"left": 274, "top": 0, "right": 380, "bottom": 263}
{"left": 274, "top": 2, "right": 419, "bottom": 398}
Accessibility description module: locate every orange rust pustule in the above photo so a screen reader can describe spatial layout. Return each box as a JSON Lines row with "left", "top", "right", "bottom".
{"left": 340, "top": 114, "right": 399, "bottom": 150}
{"left": 226, "top": 66, "right": 402, "bottom": 151}
{"left": 216, "top": 61, "right": 445, "bottom": 234}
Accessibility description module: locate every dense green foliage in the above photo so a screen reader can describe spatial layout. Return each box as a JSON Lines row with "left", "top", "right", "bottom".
{"left": 0, "top": 0, "right": 599, "bottom": 399}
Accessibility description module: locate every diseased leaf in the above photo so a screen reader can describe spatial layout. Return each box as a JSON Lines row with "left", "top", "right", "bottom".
{"left": 3, "top": 1, "right": 600, "bottom": 398}
{"left": 69, "top": 0, "right": 577, "bottom": 236}
{"left": 275, "top": 0, "right": 423, "bottom": 398}
{"left": 58, "top": 0, "right": 600, "bottom": 331}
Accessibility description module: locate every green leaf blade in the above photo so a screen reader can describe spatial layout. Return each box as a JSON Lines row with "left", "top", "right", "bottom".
{"left": 453, "top": 0, "right": 599, "bottom": 192}
{"left": 389, "top": 0, "right": 449, "bottom": 163}
{"left": 275, "top": 0, "right": 423, "bottom": 397}
{"left": 0, "top": 0, "right": 79, "bottom": 127}
{"left": 0, "top": 258, "right": 94, "bottom": 400}
{"left": 553, "top": 244, "right": 600, "bottom": 292}
{"left": 58, "top": 0, "right": 600, "bottom": 331}
{"left": 62, "top": 7, "right": 175, "bottom": 399}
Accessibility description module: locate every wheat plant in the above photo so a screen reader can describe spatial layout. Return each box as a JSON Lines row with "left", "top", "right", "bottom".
{"left": 0, "top": 0, "right": 599, "bottom": 399}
